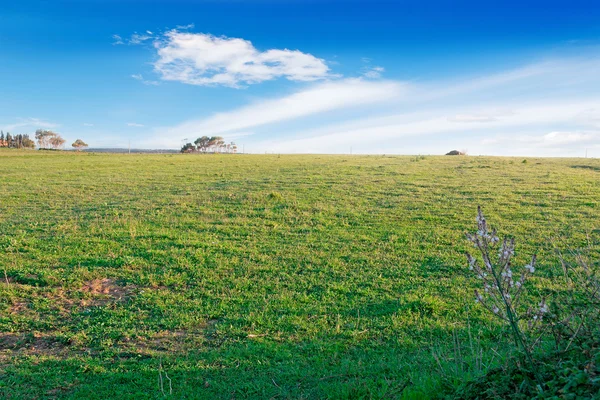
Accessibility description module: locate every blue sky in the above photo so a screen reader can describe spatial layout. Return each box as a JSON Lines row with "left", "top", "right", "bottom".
{"left": 1, "top": 0, "right": 600, "bottom": 155}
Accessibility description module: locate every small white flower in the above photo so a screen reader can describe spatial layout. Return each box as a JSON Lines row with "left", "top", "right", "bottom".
{"left": 515, "top": 281, "right": 522, "bottom": 288}
{"left": 493, "top": 306, "right": 499, "bottom": 314}
{"left": 525, "top": 264, "right": 535, "bottom": 273}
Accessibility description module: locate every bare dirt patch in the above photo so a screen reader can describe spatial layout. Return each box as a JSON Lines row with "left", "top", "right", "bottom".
{"left": 80, "top": 278, "right": 135, "bottom": 306}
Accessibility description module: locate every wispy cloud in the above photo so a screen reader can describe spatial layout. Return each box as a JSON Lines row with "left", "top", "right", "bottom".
{"left": 83, "top": 123, "right": 94, "bottom": 127}
{"left": 113, "top": 32, "right": 155, "bottom": 46}
{"left": 152, "top": 30, "right": 334, "bottom": 87}
{"left": 243, "top": 55, "right": 600, "bottom": 155}
{"left": 447, "top": 110, "right": 515, "bottom": 123}
{"left": 152, "top": 78, "right": 405, "bottom": 145}
{"left": 483, "top": 130, "right": 600, "bottom": 147}
{"left": 112, "top": 34, "right": 124, "bottom": 45}
{"left": 129, "top": 33, "right": 153, "bottom": 45}
{"left": 131, "top": 74, "right": 160, "bottom": 86}
{"left": 127, "top": 122, "right": 145, "bottom": 127}
{"left": 1, "top": 117, "right": 59, "bottom": 132}
{"left": 362, "top": 66, "right": 385, "bottom": 79}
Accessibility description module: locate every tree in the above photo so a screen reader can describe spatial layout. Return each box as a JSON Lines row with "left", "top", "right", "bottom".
{"left": 216, "top": 137, "right": 225, "bottom": 153}
{"left": 180, "top": 142, "right": 195, "bottom": 153}
{"left": 35, "top": 129, "right": 56, "bottom": 149}
{"left": 6, "top": 133, "right": 12, "bottom": 148}
{"left": 72, "top": 139, "right": 89, "bottom": 151}
{"left": 207, "top": 136, "right": 218, "bottom": 152}
{"left": 194, "top": 136, "right": 210, "bottom": 152}
{"left": 22, "top": 135, "right": 35, "bottom": 149}
{"left": 49, "top": 135, "right": 66, "bottom": 150}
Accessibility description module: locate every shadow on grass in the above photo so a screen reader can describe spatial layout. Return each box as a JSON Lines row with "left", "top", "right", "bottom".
{"left": 0, "top": 336, "right": 474, "bottom": 399}
{"left": 571, "top": 165, "right": 600, "bottom": 172}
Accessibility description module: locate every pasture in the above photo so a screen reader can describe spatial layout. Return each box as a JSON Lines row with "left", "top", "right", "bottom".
{"left": 0, "top": 151, "right": 599, "bottom": 398}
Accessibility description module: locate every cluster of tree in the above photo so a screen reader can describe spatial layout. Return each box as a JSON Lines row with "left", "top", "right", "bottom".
{"left": 0, "top": 131, "right": 36, "bottom": 149}
{"left": 181, "top": 136, "right": 238, "bottom": 153}
{"left": 35, "top": 129, "right": 66, "bottom": 149}
{"left": 1, "top": 129, "right": 89, "bottom": 152}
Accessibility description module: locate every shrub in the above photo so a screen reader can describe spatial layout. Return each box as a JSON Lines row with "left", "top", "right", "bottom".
{"left": 452, "top": 207, "right": 600, "bottom": 398}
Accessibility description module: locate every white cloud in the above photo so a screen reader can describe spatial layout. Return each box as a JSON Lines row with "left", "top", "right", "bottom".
{"left": 112, "top": 34, "right": 124, "bottom": 45}
{"left": 152, "top": 30, "right": 333, "bottom": 87}
{"left": 131, "top": 73, "right": 160, "bottom": 86}
{"left": 1, "top": 117, "right": 59, "bottom": 132}
{"left": 542, "top": 131, "right": 598, "bottom": 145}
{"left": 129, "top": 33, "right": 153, "bottom": 45}
{"left": 449, "top": 114, "right": 498, "bottom": 123}
{"left": 447, "top": 110, "right": 515, "bottom": 123}
{"left": 113, "top": 32, "right": 155, "bottom": 46}
{"left": 255, "top": 99, "right": 600, "bottom": 154}
{"left": 362, "top": 66, "right": 385, "bottom": 79}
{"left": 127, "top": 122, "right": 145, "bottom": 127}
{"left": 83, "top": 123, "right": 94, "bottom": 127}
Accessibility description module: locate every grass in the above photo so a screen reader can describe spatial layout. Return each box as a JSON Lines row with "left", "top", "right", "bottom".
{"left": 0, "top": 150, "right": 599, "bottom": 398}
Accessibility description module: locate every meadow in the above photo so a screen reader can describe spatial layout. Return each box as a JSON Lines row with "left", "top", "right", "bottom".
{"left": 0, "top": 150, "right": 599, "bottom": 399}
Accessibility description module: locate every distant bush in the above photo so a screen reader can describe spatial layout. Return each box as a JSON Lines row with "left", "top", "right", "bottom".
{"left": 446, "top": 150, "right": 466, "bottom": 156}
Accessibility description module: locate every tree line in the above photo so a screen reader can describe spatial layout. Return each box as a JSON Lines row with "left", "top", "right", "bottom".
{"left": 181, "top": 136, "right": 238, "bottom": 153}
{"left": 0, "top": 131, "right": 36, "bottom": 149}
{"left": 0, "top": 129, "right": 88, "bottom": 151}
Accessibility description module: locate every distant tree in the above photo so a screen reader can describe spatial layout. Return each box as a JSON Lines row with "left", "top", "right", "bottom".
{"left": 49, "top": 135, "right": 66, "bottom": 150}
{"left": 216, "top": 137, "right": 225, "bottom": 153}
{"left": 0, "top": 131, "right": 4, "bottom": 147}
{"left": 72, "top": 139, "right": 89, "bottom": 151}
{"left": 6, "top": 133, "right": 12, "bottom": 148}
{"left": 194, "top": 136, "right": 210, "bottom": 152}
{"left": 231, "top": 142, "right": 237, "bottom": 153}
{"left": 22, "top": 135, "right": 35, "bottom": 149}
{"left": 180, "top": 142, "right": 195, "bottom": 153}
{"left": 207, "top": 136, "right": 218, "bottom": 152}
{"left": 35, "top": 129, "right": 57, "bottom": 149}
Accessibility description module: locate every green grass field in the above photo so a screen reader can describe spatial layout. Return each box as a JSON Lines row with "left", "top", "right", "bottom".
{"left": 0, "top": 150, "right": 599, "bottom": 399}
